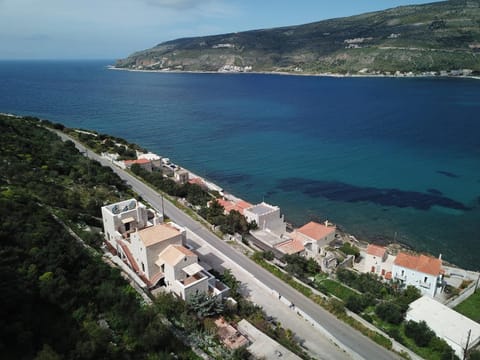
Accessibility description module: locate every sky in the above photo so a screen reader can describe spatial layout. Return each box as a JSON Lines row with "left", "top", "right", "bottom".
{"left": 0, "top": 0, "right": 440, "bottom": 60}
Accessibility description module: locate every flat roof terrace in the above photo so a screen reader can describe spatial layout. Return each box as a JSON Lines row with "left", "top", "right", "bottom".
{"left": 251, "top": 229, "right": 289, "bottom": 247}
{"left": 247, "top": 203, "right": 278, "bottom": 216}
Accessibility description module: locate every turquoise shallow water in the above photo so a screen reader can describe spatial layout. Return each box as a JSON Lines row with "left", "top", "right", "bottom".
{"left": 1, "top": 60, "right": 479, "bottom": 269}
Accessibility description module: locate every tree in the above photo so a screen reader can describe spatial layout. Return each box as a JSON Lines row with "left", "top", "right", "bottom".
{"left": 346, "top": 293, "right": 375, "bottom": 314}
{"left": 375, "top": 302, "right": 403, "bottom": 324}
{"left": 34, "top": 344, "right": 61, "bottom": 360}
{"left": 187, "top": 292, "right": 224, "bottom": 319}
{"left": 404, "top": 320, "right": 435, "bottom": 347}
{"left": 220, "top": 269, "right": 240, "bottom": 297}
{"left": 232, "top": 346, "right": 251, "bottom": 360}
{"left": 263, "top": 251, "right": 275, "bottom": 261}
{"left": 282, "top": 254, "right": 320, "bottom": 280}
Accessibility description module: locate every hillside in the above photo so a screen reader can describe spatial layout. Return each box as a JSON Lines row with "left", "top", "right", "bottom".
{"left": 0, "top": 115, "right": 195, "bottom": 359}
{"left": 116, "top": 0, "right": 480, "bottom": 75}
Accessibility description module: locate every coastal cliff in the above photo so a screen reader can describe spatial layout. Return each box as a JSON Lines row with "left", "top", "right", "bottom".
{"left": 116, "top": 0, "right": 480, "bottom": 75}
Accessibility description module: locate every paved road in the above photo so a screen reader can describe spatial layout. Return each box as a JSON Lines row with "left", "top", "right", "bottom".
{"left": 57, "top": 131, "right": 400, "bottom": 360}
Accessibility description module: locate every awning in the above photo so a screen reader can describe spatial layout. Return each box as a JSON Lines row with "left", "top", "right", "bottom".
{"left": 183, "top": 263, "right": 204, "bottom": 276}
{"left": 121, "top": 217, "right": 135, "bottom": 224}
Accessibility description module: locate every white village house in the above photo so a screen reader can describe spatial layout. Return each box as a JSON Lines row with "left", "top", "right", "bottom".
{"left": 294, "top": 221, "right": 336, "bottom": 258}
{"left": 243, "top": 202, "right": 286, "bottom": 235}
{"left": 406, "top": 296, "right": 480, "bottom": 359}
{"left": 363, "top": 244, "right": 393, "bottom": 280}
{"left": 156, "top": 245, "right": 209, "bottom": 300}
{"left": 102, "top": 199, "right": 228, "bottom": 300}
{"left": 392, "top": 252, "right": 443, "bottom": 297}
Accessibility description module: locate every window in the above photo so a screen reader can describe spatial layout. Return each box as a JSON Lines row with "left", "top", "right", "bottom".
{"left": 141, "top": 262, "right": 145, "bottom": 272}
{"left": 401, "top": 270, "right": 404, "bottom": 276}
{"left": 424, "top": 277, "right": 428, "bottom": 283}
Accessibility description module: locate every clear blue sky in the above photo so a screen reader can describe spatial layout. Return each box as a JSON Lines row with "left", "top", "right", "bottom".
{"left": 0, "top": 0, "right": 440, "bottom": 59}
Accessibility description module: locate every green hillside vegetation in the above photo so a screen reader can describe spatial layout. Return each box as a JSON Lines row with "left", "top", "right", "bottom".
{"left": 0, "top": 115, "right": 315, "bottom": 360}
{"left": 116, "top": 0, "right": 480, "bottom": 75}
{"left": 0, "top": 115, "right": 196, "bottom": 359}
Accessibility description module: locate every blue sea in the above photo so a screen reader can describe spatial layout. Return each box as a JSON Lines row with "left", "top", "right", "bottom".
{"left": 1, "top": 60, "right": 479, "bottom": 269}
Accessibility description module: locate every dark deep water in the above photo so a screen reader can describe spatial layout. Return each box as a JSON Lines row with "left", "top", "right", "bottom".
{"left": 1, "top": 60, "right": 479, "bottom": 269}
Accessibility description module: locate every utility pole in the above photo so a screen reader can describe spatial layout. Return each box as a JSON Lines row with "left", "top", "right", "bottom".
{"left": 463, "top": 329, "right": 471, "bottom": 360}
{"left": 161, "top": 194, "right": 165, "bottom": 219}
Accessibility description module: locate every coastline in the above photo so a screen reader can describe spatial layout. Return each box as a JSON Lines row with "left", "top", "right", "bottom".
{"left": 1, "top": 110, "right": 471, "bottom": 271}
{"left": 108, "top": 65, "right": 480, "bottom": 81}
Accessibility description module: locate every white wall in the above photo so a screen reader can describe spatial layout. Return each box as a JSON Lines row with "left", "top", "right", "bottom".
{"left": 364, "top": 254, "right": 388, "bottom": 276}
{"left": 392, "top": 264, "right": 438, "bottom": 297}
{"left": 183, "top": 277, "right": 209, "bottom": 300}
{"left": 130, "top": 231, "right": 183, "bottom": 279}
{"left": 296, "top": 230, "right": 335, "bottom": 256}
{"left": 244, "top": 204, "right": 286, "bottom": 235}
{"left": 102, "top": 200, "right": 148, "bottom": 249}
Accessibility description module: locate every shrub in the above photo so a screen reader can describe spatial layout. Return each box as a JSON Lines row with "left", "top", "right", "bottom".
{"left": 263, "top": 251, "right": 275, "bottom": 261}
{"left": 404, "top": 320, "right": 435, "bottom": 347}
{"left": 327, "top": 298, "right": 346, "bottom": 316}
{"left": 375, "top": 302, "right": 404, "bottom": 325}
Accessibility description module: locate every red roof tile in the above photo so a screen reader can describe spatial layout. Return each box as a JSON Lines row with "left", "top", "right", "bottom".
{"left": 394, "top": 252, "right": 442, "bottom": 276}
{"left": 173, "top": 245, "right": 196, "bottom": 257}
{"left": 275, "top": 238, "right": 305, "bottom": 255}
{"left": 118, "top": 240, "right": 140, "bottom": 273}
{"left": 216, "top": 198, "right": 253, "bottom": 215}
{"left": 367, "top": 244, "right": 386, "bottom": 257}
{"left": 188, "top": 177, "right": 206, "bottom": 187}
{"left": 297, "top": 221, "right": 335, "bottom": 240}
{"left": 124, "top": 158, "right": 151, "bottom": 165}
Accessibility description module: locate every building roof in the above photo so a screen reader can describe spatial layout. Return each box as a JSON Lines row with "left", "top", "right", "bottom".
{"left": 124, "top": 158, "right": 151, "bottom": 165}
{"left": 103, "top": 198, "right": 141, "bottom": 214}
{"left": 138, "top": 152, "right": 161, "bottom": 161}
{"left": 275, "top": 238, "right": 305, "bottom": 255}
{"left": 183, "top": 262, "right": 204, "bottom": 276}
{"left": 394, "top": 252, "right": 442, "bottom": 276}
{"left": 297, "top": 221, "right": 336, "bottom": 240}
{"left": 406, "top": 296, "right": 480, "bottom": 358}
{"left": 250, "top": 229, "right": 287, "bottom": 247}
{"left": 217, "top": 198, "right": 253, "bottom": 215}
{"left": 188, "top": 177, "right": 206, "bottom": 187}
{"left": 157, "top": 245, "right": 196, "bottom": 267}
{"left": 138, "top": 223, "right": 181, "bottom": 247}
{"left": 367, "top": 244, "right": 387, "bottom": 257}
{"left": 245, "top": 202, "right": 278, "bottom": 216}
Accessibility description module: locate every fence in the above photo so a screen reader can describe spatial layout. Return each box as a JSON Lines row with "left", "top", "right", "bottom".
{"left": 444, "top": 279, "right": 478, "bottom": 308}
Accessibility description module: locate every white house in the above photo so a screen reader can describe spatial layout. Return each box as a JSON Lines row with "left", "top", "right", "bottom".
{"left": 406, "top": 296, "right": 480, "bottom": 359}
{"left": 137, "top": 152, "right": 162, "bottom": 169}
{"left": 392, "top": 252, "right": 443, "bottom": 297}
{"left": 102, "top": 199, "right": 228, "bottom": 297}
{"left": 156, "top": 245, "right": 209, "bottom": 300}
{"left": 101, "top": 198, "right": 162, "bottom": 254}
{"left": 129, "top": 223, "right": 185, "bottom": 280}
{"left": 174, "top": 168, "right": 189, "bottom": 184}
{"left": 363, "top": 244, "right": 392, "bottom": 279}
{"left": 124, "top": 158, "right": 153, "bottom": 172}
{"left": 243, "top": 202, "right": 286, "bottom": 235}
{"left": 294, "top": 221, "right": 336, "bottom": 257}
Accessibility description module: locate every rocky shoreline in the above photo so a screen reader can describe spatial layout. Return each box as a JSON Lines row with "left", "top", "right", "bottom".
{"left": 109, "top": 65, "right": 480, "bottom": 81}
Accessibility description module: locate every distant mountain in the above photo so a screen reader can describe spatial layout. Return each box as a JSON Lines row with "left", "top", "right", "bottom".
{"left": 116, "top": 0, "right": 480, "bottom": 75}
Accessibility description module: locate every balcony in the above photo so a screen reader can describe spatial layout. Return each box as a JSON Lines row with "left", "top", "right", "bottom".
{"left": 419, "top": 282, "right": 431, "bottom": 289}
{"left": 181, "top": 272, "right": 206, "bottom": 286}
